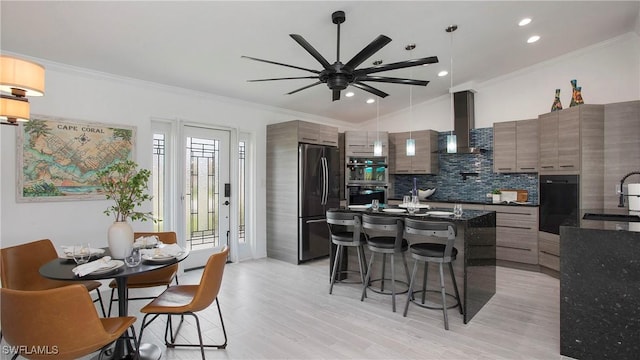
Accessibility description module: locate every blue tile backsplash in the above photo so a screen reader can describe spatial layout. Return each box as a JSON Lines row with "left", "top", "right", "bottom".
{"left": 393, "top": 128, "right": 538, "bottom": 203}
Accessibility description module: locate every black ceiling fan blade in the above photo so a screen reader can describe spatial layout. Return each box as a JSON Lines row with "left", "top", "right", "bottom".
{"left": 358, "top": 76, "right": 430, "bottom": 86}
{"left": 356, "top": 56, "right": 439, "bottom": 75}
{"left": 247, "top": 76, "right": 318, "bottom": 82}
{"left": 351, "top": 82, "right": 389, "bottom": 98}
{"left": 344, "top": 35, "right": 392, "bottom": 71}
{"left": 290, "top": 34, "right": 332, "bottom": 70}
{"left": 287, "top": 81, "right": 323, "bottom": 95}
{"left": 241, "top": 56, "right": 320, "bottom": 74}
{"left": 332, "top": 90, "right": 340, "bottom": 101}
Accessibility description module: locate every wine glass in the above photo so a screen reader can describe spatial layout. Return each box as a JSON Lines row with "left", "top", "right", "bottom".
{"left": 125, "top": 248, "right": 141, "bottom": 267}
{"left": 73, "top": 244, "right": 90, "bottom": 265}
{"left": 403, "top": 195, "right": 411, "bottom": 207}
{"left": 453, "top": 204, "right": 463, "bottom": 218}
{"left": 408, "top": 195, "right": 419, "bottom": 215}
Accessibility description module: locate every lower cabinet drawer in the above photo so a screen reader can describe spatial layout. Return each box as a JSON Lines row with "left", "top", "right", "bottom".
{"left": 497, "top": 246, "right": 538, "bottom": 264}
{"left": 496, "top": 226, "right": 538, "bottom": 264}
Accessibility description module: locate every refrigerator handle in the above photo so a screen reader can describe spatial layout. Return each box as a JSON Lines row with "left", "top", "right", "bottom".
{"left": 321, "top": 156, "right": 328, "bottom": 205}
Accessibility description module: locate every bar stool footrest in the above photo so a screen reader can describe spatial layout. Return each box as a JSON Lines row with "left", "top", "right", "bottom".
{"left": 367, "top": 278, "right": 409, "bottom": 295}
{"left": 409, "top": 289, "right": 460, "bottom": 310}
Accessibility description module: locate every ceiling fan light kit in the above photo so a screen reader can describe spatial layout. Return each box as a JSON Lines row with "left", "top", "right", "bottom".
{"left": 243, "top": 11, "right": 438, "bottom": 101}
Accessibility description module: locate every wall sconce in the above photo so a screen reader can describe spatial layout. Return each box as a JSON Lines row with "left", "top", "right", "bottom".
{"left": 0, "top": 55, "right": 45, "bottom": 126}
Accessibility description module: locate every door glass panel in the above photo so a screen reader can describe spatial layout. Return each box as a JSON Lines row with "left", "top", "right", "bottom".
{"left": 238, "top": 141, "right": 246, "bottom": 243}
{"left": 152, "top": 133, "right": 165, "bottom": 232}
{"left": 186, "top": 137, "right": 221, "bottom": 250}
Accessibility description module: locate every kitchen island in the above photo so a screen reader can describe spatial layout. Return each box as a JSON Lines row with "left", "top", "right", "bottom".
{"left": 560, "top": 209, "right": 640, "bottom": 360}
{"left": 333, "top": 206, "right": 496, "bottom": 323}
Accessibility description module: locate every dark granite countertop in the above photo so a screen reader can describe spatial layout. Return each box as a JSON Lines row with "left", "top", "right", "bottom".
{"left": 388, "top": 197, "right": 539, "bottom": 207}
{"left": 562, "top": 208, "right": 640, "bottom": 232}
{"left": 334, "top": 206, "right": 494, "bottom": 222}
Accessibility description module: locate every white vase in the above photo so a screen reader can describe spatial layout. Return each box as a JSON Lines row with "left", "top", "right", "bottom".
{"left": 108, "top": 221, "right": 134, "bottom": 259}
{"left": 492, "top": 194, "right": 501, "bottom": 204}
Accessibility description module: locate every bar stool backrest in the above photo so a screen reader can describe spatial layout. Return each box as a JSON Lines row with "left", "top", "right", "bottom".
{"left": 326, "top": 210, "right": 362, "bottom": 241}
{"left": 404, "top": 219, "right": 457, "bottom": 259}
{"left": 361, "top": 214, "right": 404, "bottom": 251}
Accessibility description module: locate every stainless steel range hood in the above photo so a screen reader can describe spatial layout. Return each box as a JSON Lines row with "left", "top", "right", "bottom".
{"left": 448, "top": 90, "right": 486, "bottom": 154}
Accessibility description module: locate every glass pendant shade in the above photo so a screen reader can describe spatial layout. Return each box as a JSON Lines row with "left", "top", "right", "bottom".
{"left": 446, "top": 134, "right": 457, "bottom": 153}
{"left": 373, "top": 140, "right": 383, "bottom": 156}
{"left": 406, "top": 138, "right": 416, "bottom": 156}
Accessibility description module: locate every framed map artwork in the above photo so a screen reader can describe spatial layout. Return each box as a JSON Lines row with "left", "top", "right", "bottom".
{"left": 16, "top": 115, "right": 136, "bottom": 202}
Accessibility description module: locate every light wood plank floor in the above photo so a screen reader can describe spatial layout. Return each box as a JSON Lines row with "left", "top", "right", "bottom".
{"left": 89, "top": 258, "right": 569, "bottom": 359}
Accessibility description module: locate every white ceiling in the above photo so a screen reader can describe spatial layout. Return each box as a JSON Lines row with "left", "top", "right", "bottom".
{"left": 1, "top": 1, "right": 638, "bottom": 123}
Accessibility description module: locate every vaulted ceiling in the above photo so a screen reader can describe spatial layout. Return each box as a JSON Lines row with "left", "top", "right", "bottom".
{"left": 1, "top": 1, "right": 638, "bottom": 123}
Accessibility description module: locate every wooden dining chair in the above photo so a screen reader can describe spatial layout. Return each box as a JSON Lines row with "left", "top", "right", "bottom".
{"left": 107, "top": 231, "right": 180, "bottom": 316}
{"left": 137, "top": 246, "right": 229, "bottom": 360}
{"left": 1, "top": 284, "right": 137, "bottom": 360}
{"left": 0, "top": 239, "right": 106, "bottom": 317}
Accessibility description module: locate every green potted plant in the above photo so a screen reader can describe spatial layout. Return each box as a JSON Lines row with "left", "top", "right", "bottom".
{"left": 97, "top": 160, "right": 153, "bottom": 259}
{"left": 492, "top": 189, "right": 502, "bottom": 204}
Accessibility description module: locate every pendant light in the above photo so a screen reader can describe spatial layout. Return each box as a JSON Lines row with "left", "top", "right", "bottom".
{"left": 0, "top": 55, "right": 45, "bottom": 126}
{"left": 406, "top": 44, "right": 416, "bottom": 156}
{"left": 373, "top": 96, "right": 383, "bottom": 156}
{"left": 446, "top": 25, "right": 458, "bottom": 153}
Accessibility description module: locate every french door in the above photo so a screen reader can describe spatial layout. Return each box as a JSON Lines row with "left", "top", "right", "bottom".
{"left": 180, "top": 126, "right": 230, "bottom": 270}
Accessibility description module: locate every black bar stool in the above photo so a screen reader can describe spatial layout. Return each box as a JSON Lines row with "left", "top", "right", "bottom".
{"left": 326, "top": 210, "right": 368, "bottom": 294}
{"left": 402, "top": 219, "right": 463, "bottom": 330}
{"left": 360, "top": 214, "right": 410, "bottom": 312}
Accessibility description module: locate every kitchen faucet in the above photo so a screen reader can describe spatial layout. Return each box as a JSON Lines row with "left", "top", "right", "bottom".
{"left": 618, "top": 171, "right": 640, "bottom": 207}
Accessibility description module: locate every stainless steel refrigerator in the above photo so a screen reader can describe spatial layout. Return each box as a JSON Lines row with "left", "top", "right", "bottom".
{"left": 298, "top": 143, "right": 340, "bottom": 262}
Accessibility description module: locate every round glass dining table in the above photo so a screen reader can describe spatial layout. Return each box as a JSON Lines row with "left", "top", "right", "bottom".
{"left": 39, "top": 247, "right": 189, "bottom": 360}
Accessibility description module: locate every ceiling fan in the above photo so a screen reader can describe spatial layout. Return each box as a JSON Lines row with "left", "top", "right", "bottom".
{"left": 242, "top": 11, "right": 439, "bottom": 101}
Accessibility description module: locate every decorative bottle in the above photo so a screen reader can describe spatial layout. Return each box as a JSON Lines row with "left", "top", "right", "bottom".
{"left": 570, "top": 79, "right": 585, "bottom": 107}
{"left": 412, "top": 177, "right": 418, "bottom": 197}
{"left": 551, "top": 89, "right": 563, "bottom": 111}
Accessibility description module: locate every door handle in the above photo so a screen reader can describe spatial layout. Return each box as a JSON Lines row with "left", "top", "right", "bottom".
{"left": 223, "top": 200, "right": 230, "bottom": 206}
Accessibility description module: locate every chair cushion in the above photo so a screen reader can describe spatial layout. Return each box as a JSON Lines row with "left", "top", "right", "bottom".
{"left": 367, "top": 236, "right": 409, "bottom": 251}
{"left": 410, "top": 243, "right": 458, "bottom": 258}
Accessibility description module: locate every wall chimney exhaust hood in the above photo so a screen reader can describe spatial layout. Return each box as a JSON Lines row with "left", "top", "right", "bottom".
{"left": 443, "top": 90, "right": 486, "bottom": 154}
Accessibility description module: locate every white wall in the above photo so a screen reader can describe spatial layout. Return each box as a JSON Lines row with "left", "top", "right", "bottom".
{"left": 0, "top": 62, "right": 348, "bottom": 256}
{"left": 366, "top": 33, "right": 640, "bottom": 132}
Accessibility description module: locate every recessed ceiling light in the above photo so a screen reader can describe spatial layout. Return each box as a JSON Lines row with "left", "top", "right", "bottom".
{"left": 527, "top": 35, "right": 540, "bottom": 43}
{"left": 438, "top": 70, "right": 448, "bottom": 77}
{"left": 366, "top": 98, "right": 375, "bottom": 104}
{"left": 519, "top": 18, "right": 532, "bottom": 26}
{"left": 345, "top": 91, "right": 355, "bottom": 97}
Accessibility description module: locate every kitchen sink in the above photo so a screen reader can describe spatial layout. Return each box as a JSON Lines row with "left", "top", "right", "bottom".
{"left": 582, "top": 213, "right": 640, "bottom": 222}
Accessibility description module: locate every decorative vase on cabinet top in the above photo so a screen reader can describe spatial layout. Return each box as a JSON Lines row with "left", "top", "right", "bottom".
{"left": 108, "top": 221, "right": 134, "bottom": 259}
{"left": 570, "top": 79, "right": 584, "bottom": 107}
{"left": 551, "top": 89, "right": 563, "bottom": 111}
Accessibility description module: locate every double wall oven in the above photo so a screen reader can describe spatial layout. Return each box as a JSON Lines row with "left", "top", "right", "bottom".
{"left": 346, "top": 156, "right": 388, "bottom": 205}
{"left": 539, "top": 175, "right": 579, "bottom": 235}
